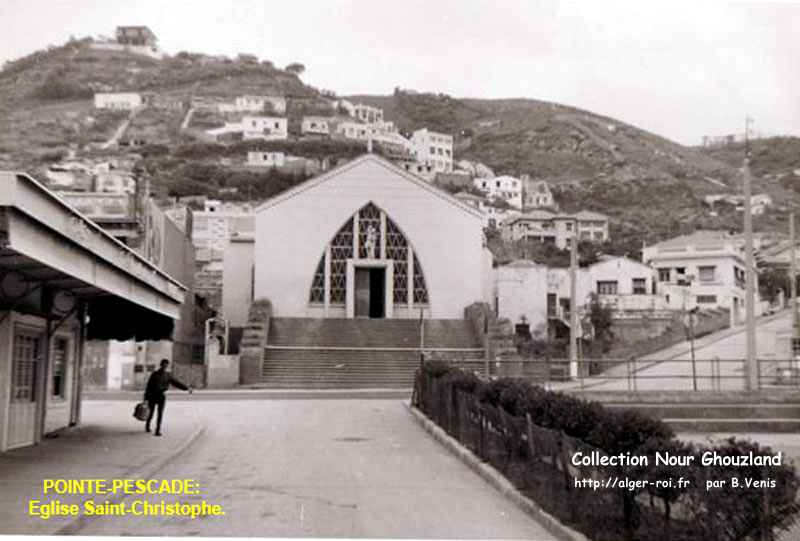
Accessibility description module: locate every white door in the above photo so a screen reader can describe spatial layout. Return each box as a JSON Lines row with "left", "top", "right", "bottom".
{"left": 6, "top": 328, "right": 42, "bottom": 449}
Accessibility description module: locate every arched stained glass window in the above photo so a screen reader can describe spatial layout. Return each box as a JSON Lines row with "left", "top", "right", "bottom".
{"left": 309, "top": 258, "right": 325, "bottom": 303}
{"left": 385, "top": 219, "right": 408, "bottom": 303}
{"left": 412, "top": 253, "right": 429, "bottom": 304}
{"left": 308, "top": 203, "right": 429, "bottom": 307}
{"left": 329, "top": 217, "right": 354, "bottom": 304}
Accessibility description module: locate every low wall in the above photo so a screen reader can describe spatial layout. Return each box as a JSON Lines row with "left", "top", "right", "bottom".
{"left": 239, "top": 299, "right": 272, "bottom": 385}
{"left": 464, "top": 302, "right": 515, "bottom": 359}
{"left": 607, "top": 308, "right": 730, "bottom": 361}
{"left": 170, "top": 363, "right": 205, "bottom": 388}
{"left": 207, "top": 354, "right": 239, "bottom": 388}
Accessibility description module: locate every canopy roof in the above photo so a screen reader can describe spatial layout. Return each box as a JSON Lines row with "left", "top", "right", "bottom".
{"left": 0, "top": 172, "right": 185, "bottom": 340}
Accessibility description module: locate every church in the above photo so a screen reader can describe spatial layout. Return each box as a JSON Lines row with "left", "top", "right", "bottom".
{"left": 222, "top": 154, "right": 493, "bottom": 387}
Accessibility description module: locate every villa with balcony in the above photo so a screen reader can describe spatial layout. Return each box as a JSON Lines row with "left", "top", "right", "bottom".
{"left": 642, "top": 230, "right": 762, "bottom": 324}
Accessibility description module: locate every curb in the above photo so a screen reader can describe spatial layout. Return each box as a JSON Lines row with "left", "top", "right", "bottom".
{"left": 404, "top": 402, "right": 591, "bottom": 541}
{"left": 84, "top": 388, "right": 413, "bottom": 401}
{"left": 53, "top": 413, "right": 207, "bottom": 535}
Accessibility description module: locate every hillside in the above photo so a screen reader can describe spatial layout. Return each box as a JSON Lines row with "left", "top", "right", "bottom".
{"left": 2, "top": 37, "right": 798, "bottom": 247}
{"left": 699, "top": 136, "right": 800, "bottom": 207}
{"left": 348, "top": 90, "right": 739, "bottom": 185}
{"left": 0, "top": 38, "right": 319, "bottom": 171}
{"left": 348, "top": 89, "right": 800, "bottom": 251}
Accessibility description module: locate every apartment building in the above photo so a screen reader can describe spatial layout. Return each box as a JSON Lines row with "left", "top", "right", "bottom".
{"left": 501, "top": 210, "right": 609, "bottom": 249}
{"left": 642, "top": 230, "right": 758, "bottom": 320}
{"left": 521, "top": 177, "right": 556, "bottom": 210}
{"left": 411, "top": 129, "right": 453, "bottom": 174}
{"left": 187, "top": 201, "right": 256, "bottom": 307}
{"left": 353, "top": 103, "right": 384, "bottom": 124}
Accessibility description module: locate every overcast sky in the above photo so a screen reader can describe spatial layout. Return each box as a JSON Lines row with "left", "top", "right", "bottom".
{"left": 1, "top": 0, "right": 798, "bottom": 145}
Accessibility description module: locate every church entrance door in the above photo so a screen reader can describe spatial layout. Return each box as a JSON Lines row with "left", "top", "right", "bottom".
{"left": 354, "top": 267, "right": 386, "bottom": 318}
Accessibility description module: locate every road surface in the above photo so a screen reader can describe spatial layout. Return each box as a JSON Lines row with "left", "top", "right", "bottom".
{"left": 76, "top": 399, "right": 555, "bottom": 539}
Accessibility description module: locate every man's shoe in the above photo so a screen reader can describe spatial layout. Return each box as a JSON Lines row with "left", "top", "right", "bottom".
{"left": 154, "top": 432, "right": 162, "bottom": 437}
{"left": 145, "top": 426, "right": 151, "bottom": 433}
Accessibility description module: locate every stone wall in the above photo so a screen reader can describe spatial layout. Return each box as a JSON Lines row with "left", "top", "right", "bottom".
{"left": 239, "top": 298, "right": 272, "bottom": 384}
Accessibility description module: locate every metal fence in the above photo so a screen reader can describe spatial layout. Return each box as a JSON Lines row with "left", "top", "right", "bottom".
{"left": 413, "top": 368, "right": 794, "bottom": 541}
{"left": 439, "top": 356, "right": 800, "bottom": 392}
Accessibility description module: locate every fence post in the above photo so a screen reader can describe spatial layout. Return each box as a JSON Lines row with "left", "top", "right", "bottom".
{"left": 545, "top": 357, "right": 551, "bottom": 391}
{"left": 556, "top": 431, "right": 576, "bottom": 522}
{"left": 479, "top": 407, "right": 486, "bottom": 459}
{"left": 626, "top": 356, "right": 632, "bottom": 392}
{"left": 743, "top": 358, "right": 748, "bottom": 391}
{"left": 526, "top": 412, "right": 535, "bottom": 460}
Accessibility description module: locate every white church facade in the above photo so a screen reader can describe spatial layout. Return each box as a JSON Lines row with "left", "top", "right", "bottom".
{"left": 223, "top": 154, "right": 493, "bottom": 325}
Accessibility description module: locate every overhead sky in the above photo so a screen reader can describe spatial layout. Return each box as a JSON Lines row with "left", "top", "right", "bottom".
{"left": 1, "top": 0, "right": 798, "bottom": 145}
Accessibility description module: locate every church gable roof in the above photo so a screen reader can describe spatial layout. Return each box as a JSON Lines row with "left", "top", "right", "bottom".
{"left": 255, "top": 153, "right": 484, "bottom": 220}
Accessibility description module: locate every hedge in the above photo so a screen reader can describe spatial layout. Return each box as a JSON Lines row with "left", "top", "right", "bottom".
{"left": 415, "top": 362, "right": 800, "bottom": 541}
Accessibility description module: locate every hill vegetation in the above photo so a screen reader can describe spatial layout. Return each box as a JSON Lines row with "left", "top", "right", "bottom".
{"left": 1, "top": 37, "right": 798, "bottom": 246}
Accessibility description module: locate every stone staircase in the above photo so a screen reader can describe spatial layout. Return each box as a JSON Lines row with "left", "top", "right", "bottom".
{"left": 577, "top": 391, "right": 800, "bottom": 432}
{"left": 259, "top": 318, "right": 484, "bottom": 389}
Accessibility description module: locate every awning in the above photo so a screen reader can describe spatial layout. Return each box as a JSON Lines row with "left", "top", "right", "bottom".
{"left": 0, "top": 172, "right": 185, "bottom": 340}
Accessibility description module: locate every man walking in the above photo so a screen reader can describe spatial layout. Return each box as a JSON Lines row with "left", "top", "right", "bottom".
{"left": 144, "top": 359, "right": 192, "bottom": 436}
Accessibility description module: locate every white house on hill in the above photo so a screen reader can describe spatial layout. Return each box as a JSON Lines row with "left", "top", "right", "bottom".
{"left": 494, "top": 256, "right": 663, "bottom": 336}
{"left": 241, "top": 116, "right": 288, "bottom": 141}
{"left": 642, "top": 230, "right": 761, "bottom": 322}
{"left": 474, "top": 175, "right": 523, "bottom": 210}
{"left": 94, "top": 93, "right": 142, "bottom": 110}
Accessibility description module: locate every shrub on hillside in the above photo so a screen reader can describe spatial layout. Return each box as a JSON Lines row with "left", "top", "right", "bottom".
{"left": 34, "top": 75, "right": 93, "bottom": 101}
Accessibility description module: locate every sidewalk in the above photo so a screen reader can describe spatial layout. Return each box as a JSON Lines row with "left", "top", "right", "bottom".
{"left": 0, "top": 400, "right": 204, "bottom": 535}
{"left": 85, "top": 388, "right": 412, "bottom": 401}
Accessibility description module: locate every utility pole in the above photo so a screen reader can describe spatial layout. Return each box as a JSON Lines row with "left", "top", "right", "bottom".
{"left": 569, "top": 229, "right": 579, "bottom": 379}
{"left": 792, "top": 213, "right": 797, "bottom": 327}
{"left": 743, "top": 116, "right": 759, "bottom": 390}
{"left": 791, "top": 212, "right": 798, "bottom": 370}
{"left": 688, "top": 308, "right": 698, "bottom": 391}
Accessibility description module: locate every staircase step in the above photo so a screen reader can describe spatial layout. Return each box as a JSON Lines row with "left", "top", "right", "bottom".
{"left": 261, "top": 317, "right": 483, "bottom": 388}
{"left": 667, "top": 418, "right": 800, "bottom": 433}
{"left": 606, "top": 403, "right": 800, "bottom": 420}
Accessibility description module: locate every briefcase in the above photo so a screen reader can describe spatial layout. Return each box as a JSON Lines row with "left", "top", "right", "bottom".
{"left": 133, "top": 401, "right": 150, "bottom": 421}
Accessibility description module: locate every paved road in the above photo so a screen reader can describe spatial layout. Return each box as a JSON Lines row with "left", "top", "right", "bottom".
{"left": 76, "top": 400, "right": 555, "bottom": 539}
{"left": 556, "top": 310, "right": 795, "bottom": 392}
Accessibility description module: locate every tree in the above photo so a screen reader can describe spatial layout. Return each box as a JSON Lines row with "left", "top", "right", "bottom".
{"left": 285, "top": 62, "right": 305, "bottom": 75}
{"left": 759, "top": 265, "right": 789, "bottom": 304}
{"left": 587, "top": 293, "right": 614, "bottom": 344}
